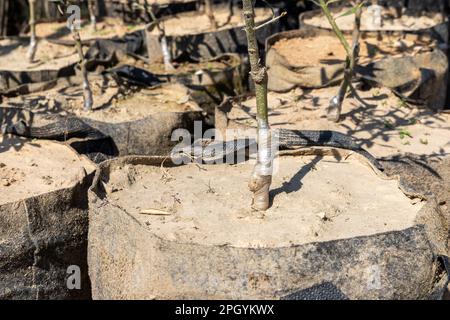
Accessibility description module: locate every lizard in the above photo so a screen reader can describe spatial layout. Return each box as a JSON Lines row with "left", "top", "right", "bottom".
{"left": 178, "top": 129, "right": 384, "bottom": 172}
{"left": 2, "top": 107, "right": 106, "bottom": 141}
{"left": 3, "top": 108, "right": 383, "bottom": 172}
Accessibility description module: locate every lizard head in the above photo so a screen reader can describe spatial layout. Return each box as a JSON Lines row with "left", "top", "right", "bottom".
{"left": 3, "top": 120, "right": 30, "bottom": 136}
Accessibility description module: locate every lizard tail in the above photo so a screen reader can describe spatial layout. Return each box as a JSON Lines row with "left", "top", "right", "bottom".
{"left": 276, "top": 129, "right": 384, "bottom": 171}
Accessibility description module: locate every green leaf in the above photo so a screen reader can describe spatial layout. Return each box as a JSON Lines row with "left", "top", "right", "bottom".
{"left": 336, "top": 2, "right": 365, "bottom": 19}
{"left": 399, "top": 129, "right": 413, "bottom": 140}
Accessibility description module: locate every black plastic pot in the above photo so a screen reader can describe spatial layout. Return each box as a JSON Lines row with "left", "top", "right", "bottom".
{"left": 0, "top": 138, "right": 95, "bottom": 299}
{"left": 87, "top": 154, "right": 449, "bottom": 300}
{"left": 265, "top": 28, "right": 449, "bottom": 110}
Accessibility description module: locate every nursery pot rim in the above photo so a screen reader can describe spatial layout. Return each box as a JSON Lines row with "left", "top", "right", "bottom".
{"left": 299, "top": 8, "right": 448, "bottom": 38}
{"left": 265, "top": 27, "right": 440, "bottom": 54}
{"left": 74, "top": 82, "right": 204, "bottom": 125}
{"left": 0, "top": 138, "right": 96, "bottom": 207}
{"left": 155, "top": 6, "right": 274, "bottom": 39}
{"left": 88, "top": 149, "right": 436, "bottom": 250}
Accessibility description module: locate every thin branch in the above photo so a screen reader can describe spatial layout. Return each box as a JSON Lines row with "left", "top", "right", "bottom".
{"left": 205, "top": 0, "right": 217, "bottom": 30}
{"left": 318, "top": 0, "right": 351, "bottom": 56}
{"left": 242, "top": 0, "right": 273, "bottom": 211}
{"left": 254, "top": 11, "right": 286, "bottom": 31}
{"left": 54, "top": 1, "right": 93, "bottom": 110}
{"left": 87, "top": 0, "right": 97, "bottom": 31}
{"left": 221, "top": 0, "right": 234, "bottom": 28}
{"left": 27, "top": 0, "right": 38, "bottom": 62}
{"left": 135, "top": 1, "right": 174, "bottom": 71}
{"left": 318, "top": 0, "right": 363, "bottom": 122}
{"left": 73, "top": 28, "right": 94, "bottom": 110}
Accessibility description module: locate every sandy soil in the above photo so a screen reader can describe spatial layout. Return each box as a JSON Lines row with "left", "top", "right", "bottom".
{"left": 106, "top": 154, "right": 420, "bottom": 248}
{"left": 150, "top": 6, "right": 272, "bottom": 36}
{"left": 34, "top": 7, "right": 271, "bottom": 41}
{"left": 0, "top": 136, "right": 95, "bottom": 206}
{"left": 68, "top": 82, "right": 200, "bottom": 123}
{"left": 2, "top": 75, "right": 117, "bottom": 113}
{"left": 34, "top": 17, "right": 142, "bottom": 41}
{"left": 227, "top": 86, "right": 450, "bottom": 158}
{"left": 303, "top": 6, "right": 444, "bottom": 31}
{"left": 3, "top": 76, "right": 200, "bottom": 123}
{"left": 271, "top": 33, "right": 434, "bottom": 66}
{"left": 0, "top": 38, "right": 78, "bottom": 71}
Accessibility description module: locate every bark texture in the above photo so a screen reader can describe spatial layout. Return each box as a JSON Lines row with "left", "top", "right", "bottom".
{"left": 27, "top": 0, "right": 37, "bottom": 62}
{"left": 242, "top": 0, "right": 272, "bottom": 211}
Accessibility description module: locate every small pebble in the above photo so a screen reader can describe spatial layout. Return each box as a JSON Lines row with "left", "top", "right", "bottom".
{"left": 317, "top": 212, "right": 328, "bottom": 221}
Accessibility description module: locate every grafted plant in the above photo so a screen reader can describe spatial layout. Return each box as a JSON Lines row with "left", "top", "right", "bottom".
{"left": 241, "top": 0, "right": 284, "bottom": 211}
{"left": 87, "top": 0, "right": 97, "bottom": 31}
{"left": 313, "top": 0, "right": 363, "bottom": 122}
{"left": 27, "top": 0, "right": 38, "bottom": 62}
{"left": 50, "top": 0, "right": 93, "bottom": 110}
{"left": 205, "top": 0, "right": 217, "bottom": 30}
{"left": 133, "top": 1, "right": 174, "bottom": 71}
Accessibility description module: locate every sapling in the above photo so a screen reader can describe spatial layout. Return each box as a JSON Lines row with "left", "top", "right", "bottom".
{"left": 314, "top": 0, "right": 363, "bottom": 122}
{"left": 205, "top": 0, "right": 217, "bottom": 30}
{"left": 224, "top": 0, "right": 235, "bottom": 26}
{"left": 133, "top": 1, "right": 174, "bottom": 71}
{"left": 87, "top": 0, "right": 97, "bottom": 31}
{"left": 241, "top": 0, "right": 284, "bottom": 211}
{"left": 50, "top": 0, "right": 93, "bottom": 110}
{"left": 27, "top": 0, "right": 37, "bottom": 62}
{"left": 367, "top": 0, "right": 382, "bottom": 28}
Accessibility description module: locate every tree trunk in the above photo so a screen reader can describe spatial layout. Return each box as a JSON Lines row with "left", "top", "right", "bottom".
{"left": 144, "top": 3, "right": 174, "bottom": 71}
{"left": 323, "top": 0, "right": 362, "bottom": 122}
{"left": 27, "top": 0, "right": 37, "bottom": 62}
{"left": 54, "top": 1, "right": 94, "bottom": 111}
{"left": 72, "top": 29, "right": 93, "bottom": 111}
{"left": 205, "top": 0, "right": 217, "bottom": 30}
{"left": 0, "top": 0, "right": 9, "bottom": 36}
{"left": 242, "top": 0, "right": 272, "bottom": 211}
{"left": 87, "top": 0, "right": 97, "bottom": 31}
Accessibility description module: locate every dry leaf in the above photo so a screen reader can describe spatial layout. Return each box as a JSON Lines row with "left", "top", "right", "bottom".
{"left": 139, "top": 208, "right": 172, "bottom": 216}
